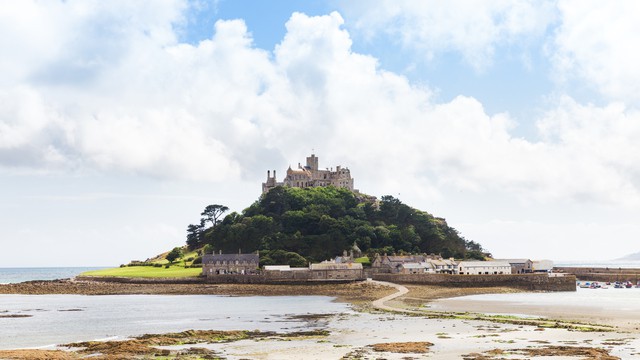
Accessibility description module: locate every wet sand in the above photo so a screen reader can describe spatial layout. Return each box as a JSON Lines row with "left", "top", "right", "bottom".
{"left": 429, "top": 290, "right": 640, "bottom": 331}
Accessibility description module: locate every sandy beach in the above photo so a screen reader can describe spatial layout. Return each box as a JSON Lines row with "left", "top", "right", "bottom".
{"left": 1, "top": 279, "right": 638, "bottom": 359}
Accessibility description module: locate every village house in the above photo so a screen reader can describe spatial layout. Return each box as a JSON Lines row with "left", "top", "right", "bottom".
{"left": 429, "top": 258, "right": 458, "bottom": 274}
{"left": 458, "top": 261, "right": 512, "bottom": 275}
{"left": 398, "top": 262, "right": 434, "bottom": 274}
{"left": 202, "top": 252, "right": 260, "bottom": 275}
{"left": 532, "top": 259, "right": 554, "bottom": 272}
{"left": 372, "top": 254, "right": 455, "bottom": 274}
{"left": 495, "top": 259, "right": 533, "bottom": 274}
{"left": 371, "top": 254, "right": 427, "bottom": 273}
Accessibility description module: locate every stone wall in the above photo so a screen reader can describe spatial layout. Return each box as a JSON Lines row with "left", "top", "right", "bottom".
{"left": 75, "top": 276, "right": 204, "bottom": 284}
{"left": 554, "top": 267, "right": 640, "bottom": 282}
{"left": 371, "top": 273, "right": 576, "bottom": 292}
{"left": 203, "top": 274, "right": 359, "bottom": 285}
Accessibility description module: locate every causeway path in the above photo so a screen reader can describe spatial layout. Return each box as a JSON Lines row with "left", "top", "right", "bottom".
{"left": 368, "top": 279, "right": 421, "bottom": 314}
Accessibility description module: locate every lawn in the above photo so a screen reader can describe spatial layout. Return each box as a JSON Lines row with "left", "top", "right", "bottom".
{"left": 81, "top": 265, "right": 202, "bottom": 278}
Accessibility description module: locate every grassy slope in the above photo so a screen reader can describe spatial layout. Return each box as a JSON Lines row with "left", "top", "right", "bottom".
{"left": 81, "top": 266, "right": 202, "bottom": 278}
{"left": 80, "top": 248, "right": 203, "bottom": 278}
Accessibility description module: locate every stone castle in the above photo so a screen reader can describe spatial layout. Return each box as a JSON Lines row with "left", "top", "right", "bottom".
{"left": 262, "top": 154, "right": 354, "bottom": 194}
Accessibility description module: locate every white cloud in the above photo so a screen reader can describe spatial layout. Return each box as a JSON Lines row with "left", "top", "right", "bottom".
{"left": 551, "top": 1, "right": 640, "bottom": 103}
{"left": 338, "top": 0, "right": 557, "bottom": 70}
{"left": 4, "top": 4, "right": 640, "bottom": 262}
{"left": 3, "top": 5, "right": 640, "bottom": 209}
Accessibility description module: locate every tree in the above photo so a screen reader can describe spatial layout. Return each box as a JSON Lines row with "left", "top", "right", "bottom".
{"left": 201, "top": 204, "right": 229, "bottom": 228}
{"left": 166, "top": 247, "right": 183, "bottom": 263}
{"left": 186, "top": 222, "right": 205, "bottom": 249}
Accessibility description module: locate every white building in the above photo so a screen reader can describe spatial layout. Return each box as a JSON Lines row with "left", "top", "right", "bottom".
{"left": 458, "top": 261, "right": 512, "bottom": 275}
{"left": 399, "top": 262, "right": 434, "bottom": 274}
{"left": 532, "top": 260, "right": 554, "bottom": 272}
{"left": 428, "top": 258, "right": 458, "bottom": 274}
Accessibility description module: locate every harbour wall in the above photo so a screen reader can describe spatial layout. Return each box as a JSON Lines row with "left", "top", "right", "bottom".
{"left": 554, "top": 267, "right": 640, "bottom": 282}
{"left": 371, "top": 273, "right": 576, "bottom": 292}
{"left": 75, "top": 275, "right": 363, "bottom": 285}
{"left": 77, "top": 273, "right": 576, "bottom": 291}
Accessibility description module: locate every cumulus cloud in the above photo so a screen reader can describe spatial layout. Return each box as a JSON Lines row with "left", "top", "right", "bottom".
{"left": 338, "top": 0, "right": 557, "bottom": 70}
{"left": 552, "top": 0, "right": 640, "bottom": 103}
{"left": 3, "top": 3, "right": 640, "bottom": 211}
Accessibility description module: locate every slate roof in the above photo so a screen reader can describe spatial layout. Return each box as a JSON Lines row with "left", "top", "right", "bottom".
{"left": 202, "top": 253, "right": 259, "bottom": 264}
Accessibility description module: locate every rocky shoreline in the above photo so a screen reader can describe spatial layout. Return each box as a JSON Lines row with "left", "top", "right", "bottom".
{"left": 0, "top": 278, "right": 399, "bottom": 305}
{"left": 0, "top": 278, "right": 525, "bottom": 308}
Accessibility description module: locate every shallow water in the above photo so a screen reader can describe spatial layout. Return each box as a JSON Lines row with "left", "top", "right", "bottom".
{"left": 0, "top": 294, "right": 348, "bottom": 349}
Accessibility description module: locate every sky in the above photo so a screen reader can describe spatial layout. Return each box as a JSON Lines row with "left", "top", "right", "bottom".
{"left": 2, "top": 0, "right": 640, "bottom": 267}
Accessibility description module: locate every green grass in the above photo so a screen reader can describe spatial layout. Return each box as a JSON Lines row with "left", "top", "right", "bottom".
{"left": 81, "top": 265, "right": 202, "bottom": 278}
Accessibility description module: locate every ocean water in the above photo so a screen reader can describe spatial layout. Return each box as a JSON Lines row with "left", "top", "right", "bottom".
{"left": 0, "top": 294, "right": 348, "bottom": 349}
{"left": 0, "top": 267, "right": 106, "bottom": 284}
{"left": 555, "top": 260, "right": 640, "bottom": 268}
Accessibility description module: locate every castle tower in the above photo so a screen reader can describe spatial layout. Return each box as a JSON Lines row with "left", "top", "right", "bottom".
{"left": 263, "top": 153, "right": 355, "bottom": 194}
{"left": 306, "top": 154, "right": 319, "bottom": 171}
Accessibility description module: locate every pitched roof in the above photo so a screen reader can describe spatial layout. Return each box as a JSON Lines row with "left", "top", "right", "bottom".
{"left": 310, "top": 262, "right": 363, "bottom": 270}
{"left": 494, "top": 259, "right": 531, "bottom": 264}
{"left": 203, "top": 253, "right": 259, "bottom": 263}
{"left": 458, "top": 261, "right": 511, "bottom": 268}
{"left": 386, "top": 255, "right": 426, "bottom": 263}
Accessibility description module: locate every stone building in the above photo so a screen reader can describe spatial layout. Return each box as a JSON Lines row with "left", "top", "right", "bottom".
{"left": 262, "top": 261, "right": 365, "bottom": 281}
{"left": 202, "top": 252, "right": 259, "bottom": 275}
{"left": 262, "top": 154, "right": 354, "bottom": 194}
{"left": 494, "top": 259, "right": 533, "bottom": 274}
{"left": 372, "top": 254, "right": 427, "bottom": 273}
{"left": 309, "top": 262, "right": 364, "bottom": 280}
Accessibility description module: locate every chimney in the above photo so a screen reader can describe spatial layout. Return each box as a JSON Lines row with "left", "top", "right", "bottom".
{"left": 268, "top": 170, "right": 271, "bottom": 178}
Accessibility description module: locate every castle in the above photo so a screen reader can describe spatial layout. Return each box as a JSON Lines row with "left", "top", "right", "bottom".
{"left": 262, "top": 154, "right": 354, "bottom": 194}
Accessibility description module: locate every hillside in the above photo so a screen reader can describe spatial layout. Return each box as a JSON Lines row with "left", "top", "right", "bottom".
{"left": 188, "top": 186, "right": 487, "bottom": 264}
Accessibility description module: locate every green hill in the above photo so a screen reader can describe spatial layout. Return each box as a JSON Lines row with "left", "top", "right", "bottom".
{"left": 188, "top": 186, "right": 487, "bottom": 264}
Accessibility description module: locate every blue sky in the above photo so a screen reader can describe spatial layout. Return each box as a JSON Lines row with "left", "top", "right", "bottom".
{"left": 2, "top": 0, "right": 640, "bottom": 266}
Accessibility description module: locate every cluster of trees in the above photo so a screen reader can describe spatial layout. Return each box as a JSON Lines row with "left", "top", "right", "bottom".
{"left": 186, "top": 186, "right": 488, "bottom": 265}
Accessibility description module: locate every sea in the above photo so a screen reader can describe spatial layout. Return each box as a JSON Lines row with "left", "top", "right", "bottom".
{"left": 0, "top": 267, "right": 105, "bottom": 284}
{"left": 555, "top": 260, "right": 640, "bottom": 268}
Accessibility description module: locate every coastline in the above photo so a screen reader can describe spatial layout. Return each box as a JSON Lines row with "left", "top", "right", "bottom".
{"left": 1, "top": 278, "right": 637, "bottom": 359}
